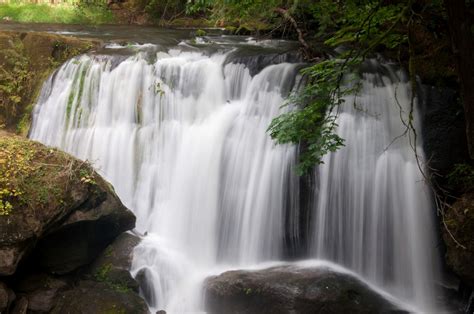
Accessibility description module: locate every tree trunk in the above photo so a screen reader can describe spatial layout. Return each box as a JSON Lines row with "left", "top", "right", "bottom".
{"left": 444, "top": 0, "right": 474, "bottom": 159}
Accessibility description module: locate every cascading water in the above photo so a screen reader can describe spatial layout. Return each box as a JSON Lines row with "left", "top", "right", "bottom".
{"left": 311, "top": 61, "right": 440, "bottom": 312}
{"left": 29, "top": 39, "right": 441, "bottom": 313}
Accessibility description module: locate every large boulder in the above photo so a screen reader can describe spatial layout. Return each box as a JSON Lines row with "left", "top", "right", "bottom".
{"left": 87, "top": 232, "right": 142, "bottom": 293}
{"left": 419, "top": 85, "right": 469, "bottom": 187}
{"left": 204, "top": 265, "right": 407, "bottom": 314}
{"left": 0, "top": 134, "right": 135, "bottom": 276}
{"left": 6, "top": 233, "right": 143, "bottom": 313}
{"left": 50, "top": 280, "right": 148, "bottom": 314}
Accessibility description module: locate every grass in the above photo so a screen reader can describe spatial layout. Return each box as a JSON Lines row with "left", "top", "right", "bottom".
{"left": 0, "top": 2, "right": 115, "bottom": 24}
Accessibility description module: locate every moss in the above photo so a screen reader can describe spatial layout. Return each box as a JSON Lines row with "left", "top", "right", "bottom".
{"left": 0, "top": 31, "right": 100, "bottom": 133}
{"left": 167, "top": 17, "right": 213, "bottom": 28}
{"left": 195, "top": 29, "right": 207, "bottom": 37}
{"left": 94, "top": 262, "right": 132, "bottom": 293}
{"left": 0, "top": 133, "right": 98, "bottom": 217}
{"left": 224, "top": 26, "right": 238, "bottom": 35}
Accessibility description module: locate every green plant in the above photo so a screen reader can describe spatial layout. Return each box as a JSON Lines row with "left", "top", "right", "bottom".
{"left": 0, "top": 39, "right": 30, "bottom": 127}
{"left": 95, "top": 263, "right": 131, "bottom": 293}
{"left": 0, "top": 2, "right": 114, "bottom": 24}
{"left": 95, "top": 263, "right": 113, "bottom": 282}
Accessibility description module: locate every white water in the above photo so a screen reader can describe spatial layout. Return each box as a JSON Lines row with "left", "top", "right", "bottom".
{"left": 29, "top": 45, "right": 440, "bottom": 313}
{"left": 312, "top": 62, "right": 440, "bottom": 312}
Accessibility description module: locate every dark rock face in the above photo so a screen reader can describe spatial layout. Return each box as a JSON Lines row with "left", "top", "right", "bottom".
{"left": 34, "top": 192, "right": 136, "bottom": 275}
{"left": 4, "top": 233, "right": 144, "bottom": 314}
{"left": 12, "top": 273, "right": 68, "bottom": 313}
{"left": 88, "top": 232, "right": 142, "bottom": 293}
{"left": 443, "top": 192, "right": 474, "bottom": 286}
{"left": 50, "top": 280, "right": 148, "bottom": 314}
{"left": 419, "top": 85, "right": 469, "bottom": 183}
{"left": 0, "top": 281, "right": 14, "bottom": 313}
{"left": 204, "top": 265, "right": 407, "bottom": 314}
{"left": 225, "top": 49, "right": 303, "bottom": 77}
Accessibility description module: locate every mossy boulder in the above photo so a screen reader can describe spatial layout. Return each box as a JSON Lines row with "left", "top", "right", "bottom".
{"left": 443, "top": 192, "right": 474, "bottom": 285}
{"left": 204, "top": 265, "right": 407, "bottom": 314}
{"left": 88, "top": 233, "right": 142, "bottom": 293}
{"left": 0, "top": 133, "right": 135, "bottom": 276}
{"left": 0, "top": 31, "right": 101, "bottom": 134}
{"left": 51, "top": 280, "right": 148, "bottom": 314}
{"left": 6, "top": 233, "right": 144, "bottom": 314}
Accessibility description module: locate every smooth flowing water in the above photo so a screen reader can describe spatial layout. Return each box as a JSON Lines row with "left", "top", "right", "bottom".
{"left": 311, "top": 61, "right": 439, "bottom": 312}
{"left": 28, "top": 34, "right": 441, "bottom": 313}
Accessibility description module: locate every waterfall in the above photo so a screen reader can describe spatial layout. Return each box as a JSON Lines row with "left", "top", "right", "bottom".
{"left": 30, "top": 43, "right": 441, "bottom": 313}
{"left": 311, "top": 61, "right": 439, "bottom": 312}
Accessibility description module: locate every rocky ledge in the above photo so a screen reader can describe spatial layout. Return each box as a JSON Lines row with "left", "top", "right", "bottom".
{"left": 0, "top": 133, "right": 147, "bottom": 313}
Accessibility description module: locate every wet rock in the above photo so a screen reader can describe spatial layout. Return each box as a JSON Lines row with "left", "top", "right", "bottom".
{"left": 204, "top": 265, "right": 407, "bottom": 314}
{"left": 419, "top": 85, "right": 469, "bottom": 184}
{"left": 34, "top": 188, "right": 136, "bottom": 274}
{"left": 50, "top": 280, "right": 149, "bottom": 314}
{"left": 135, "top": 268, "right": 155, "bottom": 304}
{"left": 88, "top": 232, "right": 142, "bottom": 292}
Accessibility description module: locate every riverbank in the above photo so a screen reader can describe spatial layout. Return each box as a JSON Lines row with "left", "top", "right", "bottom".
{"left": 0, "top": 2, "right": 114, "bottom": 24}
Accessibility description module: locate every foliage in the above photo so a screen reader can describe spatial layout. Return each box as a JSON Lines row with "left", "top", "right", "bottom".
{"left": 186, "top": 0, "right": 288, "bottom": 30}
{"left": 268, "top": 58, "right": 360, "bottom": 174}
{"left": 95, "top": 263, "right": 131, "bottom": 293}
{"left": 269, "top": 1, "right": 411, "bottom": 173}
{"left": 0, "top": 32, "right": 96, "bottom": 133}
{"left": 0, "top": 39, "right": 29, "bottom": 129}
{"left": 0, "top": 135, "right": 97, "bottom": 217}
{"left": 0, "top": 1, "right": 114, "bottom": 24}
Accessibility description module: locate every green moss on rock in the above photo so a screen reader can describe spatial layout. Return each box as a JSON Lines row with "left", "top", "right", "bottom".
{"left": 0, "top": 31, "right": 101, "bottom": 134}
{"left": 0, "top": 133, "right": 135, "bottom": 276}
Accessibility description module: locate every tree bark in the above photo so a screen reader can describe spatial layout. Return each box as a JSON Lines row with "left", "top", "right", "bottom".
{"left": 444, "top": 0, "right": 474, "bottom": 159}
{"left": 274, "top": 8, "right": 313, "bottom": 58}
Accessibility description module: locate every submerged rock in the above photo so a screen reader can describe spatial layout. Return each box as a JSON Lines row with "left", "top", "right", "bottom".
{"left": 204, "top": 265, "right": 407, "bottom": 314}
